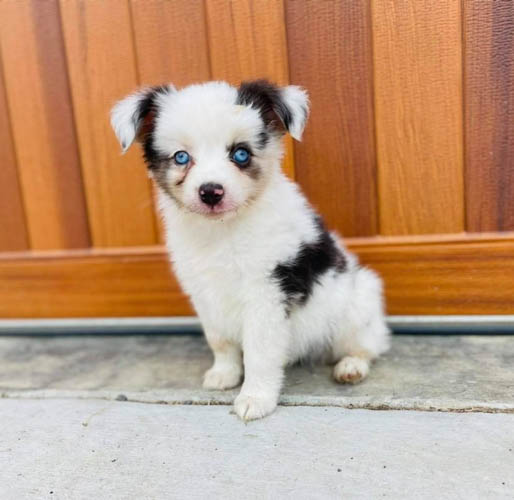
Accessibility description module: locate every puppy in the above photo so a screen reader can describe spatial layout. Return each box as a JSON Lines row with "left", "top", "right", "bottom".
{"left": 111, "top": 80, "right": 390, "bottom": 421}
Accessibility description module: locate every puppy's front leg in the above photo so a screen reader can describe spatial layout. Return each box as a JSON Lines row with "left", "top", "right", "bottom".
{"left": 234, "top": 301, "right": 290, "bottom": 421}
{"left": 203, "top": 330, "right": 243, "bottom": 390}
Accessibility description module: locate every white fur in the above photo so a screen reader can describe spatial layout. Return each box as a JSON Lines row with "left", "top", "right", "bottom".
{"left": 111, "top": 81, "right": 390, "bottom": 421}
{"left": 110, "top": 84, "right": 176, "bottom": 152}
{"left": 280, "top": 85, "right": 309, "bottom": 140}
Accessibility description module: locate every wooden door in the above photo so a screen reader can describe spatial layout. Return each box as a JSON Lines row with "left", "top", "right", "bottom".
{"left": 0, "top": 0, "right": 513, "bottom": 318}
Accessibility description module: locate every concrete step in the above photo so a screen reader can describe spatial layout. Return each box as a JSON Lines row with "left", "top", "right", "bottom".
{"left": 1, "top": 334, "right": 512, "bottom": 412}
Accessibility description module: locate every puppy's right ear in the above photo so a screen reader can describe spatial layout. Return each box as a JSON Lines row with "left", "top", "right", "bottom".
{"left": 110, "top": 84, "right": 175, "bottom": 153}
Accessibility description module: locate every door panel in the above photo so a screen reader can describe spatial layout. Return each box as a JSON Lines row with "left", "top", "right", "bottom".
{"left": 286, "top": 0, "right": 378, "bottom": 236}
{"left": 0, "top": 0, "right": 90, "bottom": 249}
{"left": 464, "top": 0, "right": 514, "bottom": 232}
{"left": 0, "top": 0, "right": 512, "bottom": 317}
{"left": 372, "top": 0, "right": 465, "bottom": 236}
{"left": 0, "top": 62, "right": 27, "bottom": 251}
{"left": 131, "top": 0, "right": 211, "bottom": 88}
{"left": 60, "top": 0, "right": 158, "bottom": 247}
{"left": 130, "top": 0, "right": 212, "bottom": 243}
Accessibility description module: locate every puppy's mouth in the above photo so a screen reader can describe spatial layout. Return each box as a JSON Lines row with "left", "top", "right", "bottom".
{"left": 187, "top": 201, "right": 239, "bottom": 218}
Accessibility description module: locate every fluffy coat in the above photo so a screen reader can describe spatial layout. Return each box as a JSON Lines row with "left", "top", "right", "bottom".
{"left": 111, "top": 80, "right": 390, "bottom": 420}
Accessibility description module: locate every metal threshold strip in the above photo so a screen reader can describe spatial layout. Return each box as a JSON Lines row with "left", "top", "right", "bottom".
{"left": 0, "top": 316, "right": 513, "bottom": 335}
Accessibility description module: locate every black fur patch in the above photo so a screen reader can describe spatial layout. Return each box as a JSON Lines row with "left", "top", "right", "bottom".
{"left": 237, "top": 79, "right": 292, "bottom": 135}
{"left": 272, "top": 218, "right": 347, "bottom": 313}
{"left": 132, "top": 86, "right": 180, "bottom": 202}
{"left": 142, "top": 133, "right": 160, "bottom": 169}
{"left": 134, "top": 85, "right": 173, "bottom": 170}
{"left": 258, "top": 131, "right": 269, "bottom": 149}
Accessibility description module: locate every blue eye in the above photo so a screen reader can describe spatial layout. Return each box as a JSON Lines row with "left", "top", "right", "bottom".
{"left": 174, "top": 151, "right": 190, "bottom": 165}
{"left": 232, "top": 147, "right": 250, "bottom": 165}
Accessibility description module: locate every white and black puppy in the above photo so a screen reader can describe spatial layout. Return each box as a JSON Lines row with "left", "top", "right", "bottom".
{"left": 111, "top": 80, "right": 390, "bottom": 421}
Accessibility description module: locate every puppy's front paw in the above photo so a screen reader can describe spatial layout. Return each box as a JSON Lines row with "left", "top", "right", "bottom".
{"left": 203, "top": 365, "right": 242, "bottom": 390}
{"left": 234, "top": 392, "right": 277, "bottom": 421}
{"left": 333, "top": 356, "right": 370, "bottom": 384}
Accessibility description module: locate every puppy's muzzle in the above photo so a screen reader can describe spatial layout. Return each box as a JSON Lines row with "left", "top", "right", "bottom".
{"left": 199, "top": 183, "right": 224, "bottom": 207}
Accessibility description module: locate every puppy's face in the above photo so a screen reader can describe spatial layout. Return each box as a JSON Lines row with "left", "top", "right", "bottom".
{"left": 111, "top": 80, "right": 309, "bottom": 219}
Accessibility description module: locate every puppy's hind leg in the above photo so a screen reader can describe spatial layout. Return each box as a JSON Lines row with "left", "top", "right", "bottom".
{"left": 332, "top": 266, "right": 391, "bottom": 384}
{"left": 203, "top": 330, "right": 243, "bottom": 390}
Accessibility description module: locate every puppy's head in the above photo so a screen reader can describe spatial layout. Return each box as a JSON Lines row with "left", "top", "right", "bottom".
{"left": 111, "top": 80, "right": 309, "bottom": 218}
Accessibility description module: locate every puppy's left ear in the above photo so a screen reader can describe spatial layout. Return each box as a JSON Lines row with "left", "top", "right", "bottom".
{"left": 110, "top": 84, "right": 175, "bottom": 153}
{"left": 237, "top": 80, "right": 309, "bottom": 141}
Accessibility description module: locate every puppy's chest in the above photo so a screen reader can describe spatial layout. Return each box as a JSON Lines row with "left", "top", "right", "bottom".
{"left": 171, "top": 233, "right": 267, "bottom": 296}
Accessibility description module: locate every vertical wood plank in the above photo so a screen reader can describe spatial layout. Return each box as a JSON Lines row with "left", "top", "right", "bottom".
{"left": 130, "top": 0, "right": 210, "bottom": 87}
{"left": 206, "top": 0, "right": 295, "bottom": 179}
{"left": 286, "top": 0, "right": 378, "bottom": 236}
{"left": 0, "top": 0, "right": 90, "bottom": 249}
{"left": 60, "top": 0, "right": 157, "bottom": 247}
{"left": 206, "top": 0, "right": 288, "bottom": 85}
{"left": 0, "top": 61, "right": 28, "bottom": 251}
{"left": 130, "top": 0, "right": 211, "bottom": 242}
{"left": 373, "top": 0, "right": 464, "bottom": 235}
{"left": 464, "top": 1, "right": 514, "bottom": 232}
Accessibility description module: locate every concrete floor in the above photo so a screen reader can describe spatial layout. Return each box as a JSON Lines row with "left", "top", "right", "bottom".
{"left": 1, "top": 334, "right": 513, "bottom": 499}
{"left": 1, "top": 399, "right": 513, "bottom": 500}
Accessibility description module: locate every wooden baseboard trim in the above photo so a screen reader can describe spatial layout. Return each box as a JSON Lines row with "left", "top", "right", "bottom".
{"left": 0, "top": 249, "right": 193, "bottom": 318}
{"left": 354, "top": 239, "right": 514, "bottom": 314}
{"left": 1, "top": 238, "right": 513, "bottom": 317}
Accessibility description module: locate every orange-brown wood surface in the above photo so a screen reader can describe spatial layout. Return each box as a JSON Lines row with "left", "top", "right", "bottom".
{"left": 0, "top": 61, "right": 28, "bottom": 251}
{"left": 355, "top": 239, "right": 514, "bottom": 315}
{"left": 0, "top": 1, "right": 513, "bottom": 318}
{"left": 0, "top": 0, "right": 90, "bottom": 249}
{"left": 373, "top": 0, "right": 465, "bottom": 235}
{"left": 206, "top": 0, "right": 295, "bottom": 179}
{"left": 1, "top": 238, "right": 513, "bottom": 318}
{"left": 130, "top": 0, "right": 212, "bottom": 243}
{"left": 464, "top": 0, "right": 514, "bottom": 232}
{"left": 206, "top": 0, "right": 289, "bottom": 85}
{"left": 286, "top": 0, "right": 378, "bottom": 236}
{"left": 0, "top": 248, "right": 193, "bottom": 318}
{"left": 131, "top": 0, "right": 211, "bottom": 88}
{"left": 60, "top": 0, "right": 157, "bottom": 247}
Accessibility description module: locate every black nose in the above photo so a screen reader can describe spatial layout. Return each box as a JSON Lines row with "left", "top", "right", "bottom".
{"left": 199, "top": 183, "right": 224, "bottom": 207}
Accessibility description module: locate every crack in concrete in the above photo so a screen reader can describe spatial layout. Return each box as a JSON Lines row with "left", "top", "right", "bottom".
{"left": 2, "top": 390, "right": 513, "bottom": 414}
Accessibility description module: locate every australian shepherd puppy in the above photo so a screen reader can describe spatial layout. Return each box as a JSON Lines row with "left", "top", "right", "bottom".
{"left": 111, "top": 80, "right": 390, "bottom": 420}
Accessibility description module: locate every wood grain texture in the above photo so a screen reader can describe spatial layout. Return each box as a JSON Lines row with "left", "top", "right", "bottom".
{"left": 1, "top": 237, "right": 513, "bottom": 318}
{"left": 130, "top": 0, "right": 210, "bottom": 87}
{"left": 0, "top": 248, "right": 192, "bottom": 318}
{"left": 0, "top": 60, "right": 28, "bottom": 251}
{"left": 464, "top": 0, "right": 514, "bottom": 232}
{"left": 60, "top": 0, "right": 157, "bottom": 247}
{"left": 130, "top": 0, "right": 211, "bottom": 243}
{"left": 206, "top": 0, "right": 295, "bottom": 178}
{"left": 0, "top": 0, "right": 90, "bottom": 249}
{"left": 355, "top": 239, "right": 514, "bottom": 315}
{"left": 372, "top": 0, "right": 464, "bottom": 235}
{"left": 286, "top": 0, "right": 377, "bottom": 236}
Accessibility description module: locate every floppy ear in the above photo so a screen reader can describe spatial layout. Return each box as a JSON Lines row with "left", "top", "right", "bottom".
{"left": 110, "top": 84, "right": 175, "bottom": 153}
{"left": 236, "top": 80, "right": 309, "bottom": 141}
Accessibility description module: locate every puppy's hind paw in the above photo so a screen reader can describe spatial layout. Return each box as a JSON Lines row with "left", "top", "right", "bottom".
{"left": 203, "top": 365, "right": 242, "bottom": 390}
{"left": 333, "top": 356, "right": 370, "bottom": 384}
{"left": 234, "top": 393, "right": 277, "bottom": 421}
